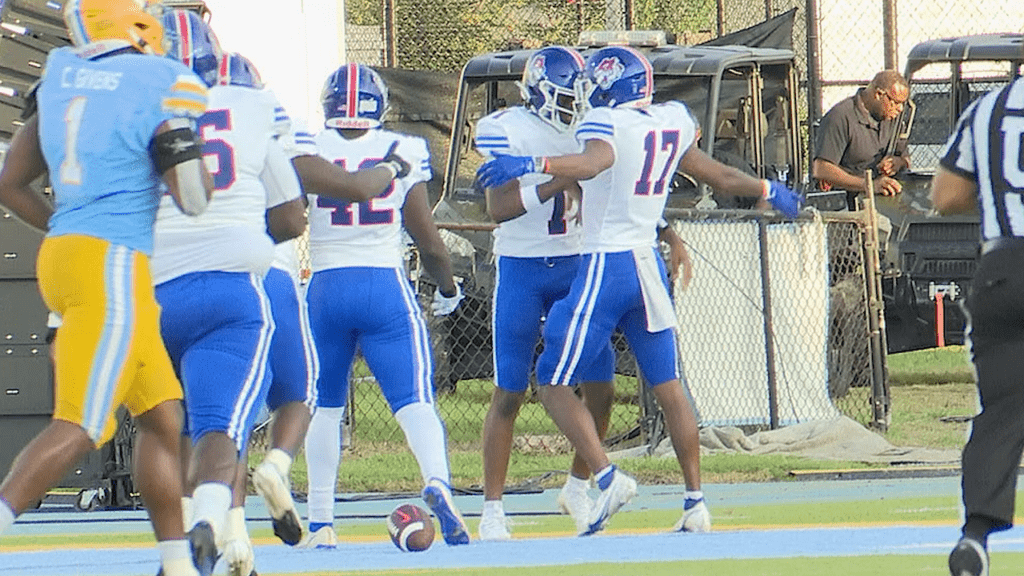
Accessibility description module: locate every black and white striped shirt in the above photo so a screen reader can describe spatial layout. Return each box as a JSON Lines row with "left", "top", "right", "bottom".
{"left": 940, "top": 78, "right": 1024, "bottom": 240}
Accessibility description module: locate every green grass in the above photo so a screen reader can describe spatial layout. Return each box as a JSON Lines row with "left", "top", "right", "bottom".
{"left": 887, "top": 345, "right": 973, "bottom": 386}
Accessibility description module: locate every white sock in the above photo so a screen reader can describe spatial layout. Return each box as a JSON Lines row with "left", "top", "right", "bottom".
{"left": 685, "top": 490, "right": 704, "bottom": 502}
{"left": 482, "top": 499, "right": 504, "bottom": 518}
{"left": 0, "top": 499, "right": 16, "bottom": 534}
{"left": 190, "top": 482, "right": 232, "bottom": 540}
{"left": 224, "top": 506, "right": 249, "bottom": 540}
{"left": 564, "top": 474, "right": 589, "bottom": 492}
{"left": 180, "top": 497, "right": 193, "bottom": 531}
{"left": 157, "top": 539, "right": 192, "bottom": 575}
{"left": 395, "top": 402, "right": 450, "bottom": 484}
{"left": 263, "top": 448, "right": 293, "bottom": 478}
{"left": 305, "top": 406, "right": 344, "bottom": 525}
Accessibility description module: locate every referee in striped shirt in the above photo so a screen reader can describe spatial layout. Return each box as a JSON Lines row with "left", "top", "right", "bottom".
{"left": 933, "top": 76, "right": 1024, "bottom": 576}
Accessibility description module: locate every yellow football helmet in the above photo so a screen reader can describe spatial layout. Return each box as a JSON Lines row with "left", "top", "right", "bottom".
{"left": 63, "top": 0, "right": 167, "bottom": 56}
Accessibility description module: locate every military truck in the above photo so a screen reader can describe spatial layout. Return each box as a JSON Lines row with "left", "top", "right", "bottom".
{"left": 429, "top": 32, "right": 805, "bottom": 389}
{"left": 879, "top": 33, "right": 1022, "bottom": 353}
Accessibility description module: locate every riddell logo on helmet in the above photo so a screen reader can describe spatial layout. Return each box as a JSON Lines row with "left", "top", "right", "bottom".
{"left": 593, "top": 57, "right": 624, "bottom": 89}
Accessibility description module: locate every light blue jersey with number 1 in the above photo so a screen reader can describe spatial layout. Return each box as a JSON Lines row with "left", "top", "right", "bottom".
{"left": 36, "top": 44, "right": 208, "bottom": 255}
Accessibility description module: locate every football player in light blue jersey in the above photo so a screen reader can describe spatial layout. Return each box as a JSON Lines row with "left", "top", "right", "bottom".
{"left": 0, "top": 1, "right": 213, "bottom": 575}
{"left": 477, "top": 46, "right": 803, "bottom": 537}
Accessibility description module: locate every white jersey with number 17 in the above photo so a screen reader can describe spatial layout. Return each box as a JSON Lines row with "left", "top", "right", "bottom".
{"left": 574, "top": 101, "right": 697, "bottom": 253}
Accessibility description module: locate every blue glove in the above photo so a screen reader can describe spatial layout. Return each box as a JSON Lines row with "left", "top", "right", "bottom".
{"left": 476, "top": 154, "right": 543, "bottom": 189}
{"left": 764, "top": 180, "right": 803, "bottom": 219}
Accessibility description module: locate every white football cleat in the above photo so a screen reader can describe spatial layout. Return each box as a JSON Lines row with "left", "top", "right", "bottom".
{"left": 673, "top": 497, "right": 711, "bottom": 533}
{"left": 296, "top": 525, "right": 338, "bottom": 549}
{"left": 581, "top": 467, "right": 637, "bottom": 536}
{"left": 220, "top": 537, "right": 255, "bottom": 576}
{"left": 252, "top": 459, "right": 303, "bottom": 546}
{"left": 478, "top": 508, "right": 511, "bottom": 541}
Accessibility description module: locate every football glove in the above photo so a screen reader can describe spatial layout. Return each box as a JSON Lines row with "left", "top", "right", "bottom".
{"left": 376, "top": 141, "right": 411, "bottom": 179}
{"left": 431, "top": 284, "right": 464, "bottom": 316}
{"left": 475, "top": 154, "right": 545, "bottom": 189}
{"left": 763, "top": 180, "right": 803, "bottom": 219}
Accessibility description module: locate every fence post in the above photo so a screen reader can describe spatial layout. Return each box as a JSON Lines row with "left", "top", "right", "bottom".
{"left": 805, "top": 0, "right": 822, "bottom": 150}
{"left": 862, "top": 173, "right": 890, "bottom": 432}
{"left": 383, "top": 0, "right": 397, "bottom": 67}
{"left": 758, "top": 219, "right": 780, "bottom": 429}
{"left": 883, "top": 0, "right": 898, "bottom": 70}
{"left": 716, "top": 0, "right": 725, "bottom": 37}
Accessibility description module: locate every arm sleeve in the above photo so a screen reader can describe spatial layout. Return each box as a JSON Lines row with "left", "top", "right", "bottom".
{"left": 395, "top": 135, "right": 431, "bottom": 187}
{"left": 277, "top": 116, "right": 319, "bottom": 160}
{"left": 160, "top": 72, "right": 209, "bottom": 121}
{"left": 575, "top": 107, "right": 616, "bottom": 157}
{"left": 938, "top": 98, "right": 981, "bottom": 179}
{"left": 474, "top": 111, "right": 514, "bottom": 157}
{"left": 261, "top": 139, "right": 303, "bottom": 208}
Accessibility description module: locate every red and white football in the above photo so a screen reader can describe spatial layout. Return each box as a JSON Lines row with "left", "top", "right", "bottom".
{"left": 386, "top": 503, "right": 435, "bottom": 552}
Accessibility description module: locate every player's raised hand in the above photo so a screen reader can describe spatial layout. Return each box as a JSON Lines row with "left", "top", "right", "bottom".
{"left": 476, "top": 154, "right": 545, "bottom": 189}
{"left": 762, "top": 180, "right": 803, "bottom": 219}
{"left": 376, "top": 141, "right": 411, "bottom": 179}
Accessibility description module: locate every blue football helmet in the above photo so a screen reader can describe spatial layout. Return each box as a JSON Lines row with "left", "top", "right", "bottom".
{"left": 321, "top": 63, "right": 389, "bottom": 129}
{"left": 579, "top": 45, "right": 653, "bottom": 110}
{"left": 218, "top": 52, "right": 264, "bottom": 89}
{"left": 162, "top": 8, "right": 222, "bottom": 88}
{"left": 518, "top": 46, "right": 585, "bottom": 131}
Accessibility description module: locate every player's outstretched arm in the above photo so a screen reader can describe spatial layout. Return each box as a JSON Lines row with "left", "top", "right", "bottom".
{"left": 0, "top": 116, "right": 51, "bottom": 232}
{"left": 291, "top": 155, "right": 393, "bottom": 202}
{"left": 676, "top": 146, "right": 802, "bottom": 218}
{"left": 153, "top": 118, "right": 213, "bottom": 216}
{"left": 291, "top": 141, "right": 407, "bottom": 203}
{"left": 476, "top": 140, "right": 613, "bottom": 189}
{"left": 403, "top": 183, "right": 463, "bottom": 314}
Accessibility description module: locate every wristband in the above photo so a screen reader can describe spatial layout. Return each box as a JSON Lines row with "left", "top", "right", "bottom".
{"left": 534, "top": 156, "right": 550, "bottom": 174}
{"left": 657, "top": 217, "right": 669, "bottom": 233}
{"left": 760, "top": 179, "right": 771, "bottom": 199}
{"left": 519, "top": 184, "right": 543, "bottom": 212}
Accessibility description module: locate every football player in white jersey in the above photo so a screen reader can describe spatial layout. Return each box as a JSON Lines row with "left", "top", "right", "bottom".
{"left": 152, "top": 12, "right": 306, "bottom": 576}
{"left": 300, "top": 63, "right": 470, "bottom": 548}
{"left": 253, "top": 103, "right": 411, "bottom": 552}
{"left": 477, "top": 46, "right": 803, "bottom": 536}
{"left": 474, "top": 46, "right": 692, "bottom": 540}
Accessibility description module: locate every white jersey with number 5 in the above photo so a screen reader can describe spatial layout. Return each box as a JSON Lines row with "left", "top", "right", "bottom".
{"left": 308, "top": 128, "right": 431, "bottom": 271}
{"left": 475, "top": 107, "right": 582, "bottom": 258}
{"left": 574, "top": 101, "right": 697, "bottom": 253}
{"left": 152, "top": 85, "right": 301, "bottom": 285}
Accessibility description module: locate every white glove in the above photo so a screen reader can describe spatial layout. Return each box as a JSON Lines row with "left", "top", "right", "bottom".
{"left": 431, "top": 284, "right": 464, "bottom": 316}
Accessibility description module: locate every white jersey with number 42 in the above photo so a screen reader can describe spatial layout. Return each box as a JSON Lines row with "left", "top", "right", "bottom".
{"left": 152, "top": 85, "right": 301, "bottom": 285}
{"left": 475, "top": 107, "right": 582, "bottom": 258}
{"left": 308, "top": 128, "right": 431, "bottom": 271}
{"left": 574, "top": 101, "right": 697, "bottom": 253}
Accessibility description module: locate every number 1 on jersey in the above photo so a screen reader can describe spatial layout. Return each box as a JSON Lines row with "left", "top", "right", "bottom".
{"left": 59, "top": 97, "right": 87, "bottom": 185}
{"left": 635, "top": 129, "right": 681, "bottom": 196}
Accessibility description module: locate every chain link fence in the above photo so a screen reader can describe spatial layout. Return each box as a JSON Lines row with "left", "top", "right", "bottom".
{"left": 291, "top": 208, "right": 883, "bottom": 454}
